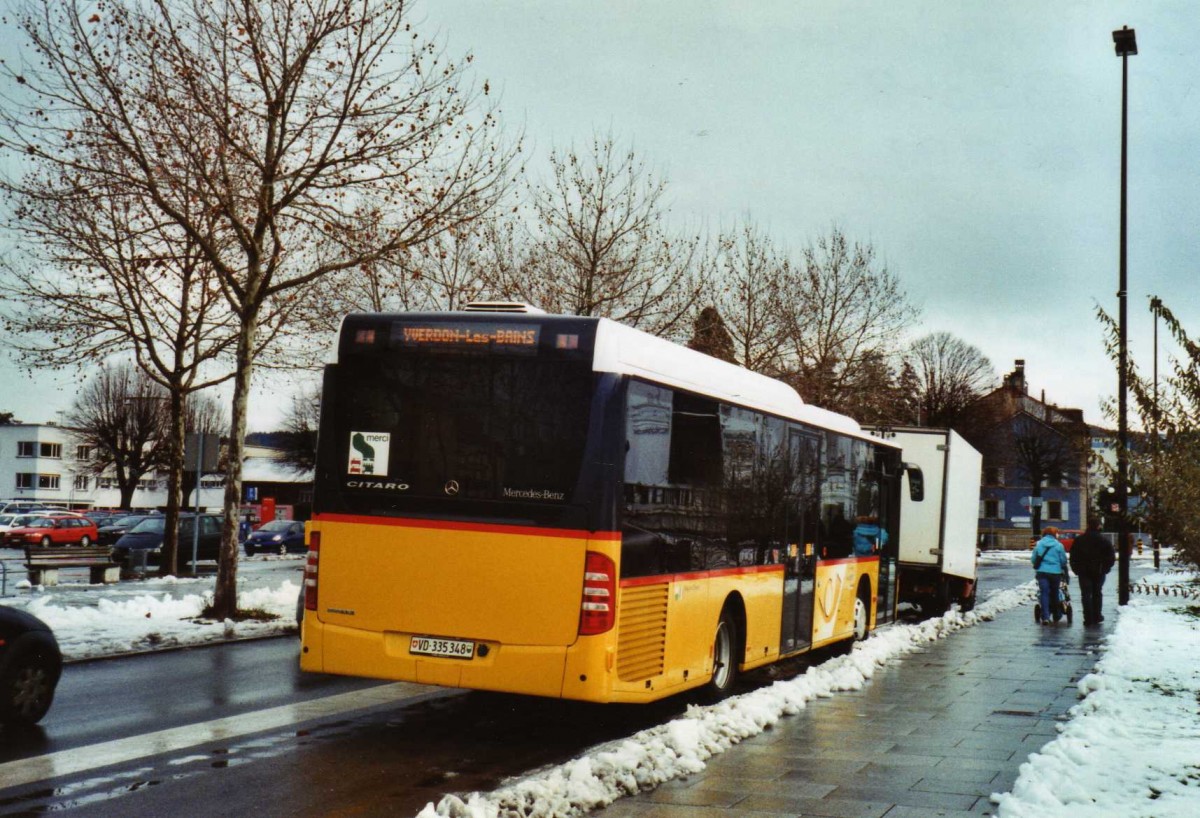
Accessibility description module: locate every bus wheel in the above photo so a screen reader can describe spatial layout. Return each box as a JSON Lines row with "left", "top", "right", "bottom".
{"left": 704, "top": 609, "right": 740, "bottom": 701}
{"left": 851, "top": 589, "right": 870, "bottom": 642}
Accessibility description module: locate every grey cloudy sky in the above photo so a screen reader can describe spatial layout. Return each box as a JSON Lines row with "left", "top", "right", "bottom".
{"left": 419, "top": 0, "right": 1198, "bottom": 428}
{"left": 3, "top": 1, "right": 1196, "bottom": 430}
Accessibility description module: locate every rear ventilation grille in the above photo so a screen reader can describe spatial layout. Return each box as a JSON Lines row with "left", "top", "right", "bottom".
{"left": 616, "top": 583, "right": 668, "bottom": 682}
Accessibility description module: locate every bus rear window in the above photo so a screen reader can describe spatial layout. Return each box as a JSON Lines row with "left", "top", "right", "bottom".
{"left": 329, "top": 355, "right": 594, "bottom": 508}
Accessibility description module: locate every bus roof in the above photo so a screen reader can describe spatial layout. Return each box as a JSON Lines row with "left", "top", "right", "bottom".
{"left": 592, "top": 317, "right": 886, "bottom": 446}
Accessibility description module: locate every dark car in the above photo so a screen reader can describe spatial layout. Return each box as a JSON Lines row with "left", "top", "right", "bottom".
{"left": 243, "top": 520, "right": 307, "bottom": 556}
{"left": 96, "top": 514, "right": 158, "bottom": 546}
{"left": 0, "top": 605, "right": 63, "bottom": 726}
{"left": 112, "top": 514, "right": 223, "bottom": 570}
{"left": 83, "top": 512, "right": 119, "bottom": 529}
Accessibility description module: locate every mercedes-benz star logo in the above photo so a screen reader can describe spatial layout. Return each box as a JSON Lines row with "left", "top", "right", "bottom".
{"left": 444, "top": 480, "right": 460, "bottom": 496}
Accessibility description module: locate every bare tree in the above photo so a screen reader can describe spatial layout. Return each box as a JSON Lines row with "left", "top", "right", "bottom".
{"left": 1010, "top": 416, "right": 1081, "bottom": 536}
{"left": 0, "top": 167, "right": 267, "bottom": 576}
{"left": 501, "top": 132, "right": 705, "bottom": 337}
{"left": 779, "top": 227, "right": 918, "bottom": 414}
{"left": 303, "top": 220, "right": 508, "bottom": 327}
{"left": 905, "top": 332, "right": 996, "bottom": 428}
{"left": 65, "top": 363, "right": 169, "bottom": 510}
{"left": 278, "top": 386, "right": 321, "bottom": 475}
{"left": 1, "top": 0, "right": 517, "bottom": 617}
{"left": 709, "top": 222, "right": 790, "bottom": 373}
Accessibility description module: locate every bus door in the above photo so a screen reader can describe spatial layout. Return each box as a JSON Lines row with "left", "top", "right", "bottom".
{"left": 870, "top": 452, "right": 901, "bottom": 626}
{"left": 780, "top": 429, "right": 819, "bottom": 655}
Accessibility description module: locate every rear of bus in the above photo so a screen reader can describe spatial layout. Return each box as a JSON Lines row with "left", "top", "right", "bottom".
{"left": 300, "top": 313, "right": 627, "bottom": 701}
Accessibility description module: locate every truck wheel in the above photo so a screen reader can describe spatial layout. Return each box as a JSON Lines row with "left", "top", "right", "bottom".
{"left": 934, "top": 581, "right": 951, "bottom": 614}
{"left": 703, "top": 608, "right": 740, "bottom": 701}
{"left": 959, "top": 580, "right": 977, "bottom": 613}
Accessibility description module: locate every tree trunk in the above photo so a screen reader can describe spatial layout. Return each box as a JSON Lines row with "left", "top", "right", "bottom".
{"left": 211, "top": 313, "right": 258, "bottom": 618}
{"left": 118, "top": 471, "right": 135, "bottom": 510}
{"left": 1032, "top": 487, "right": 1043, "bottom": 537}
{"left": 158, "top": 390, "right": 186, "bottom": 577}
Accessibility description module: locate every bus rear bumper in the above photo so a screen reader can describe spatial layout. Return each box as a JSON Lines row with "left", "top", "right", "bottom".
{"left": 302, "top": 619, "right": 577, "bottom": 699}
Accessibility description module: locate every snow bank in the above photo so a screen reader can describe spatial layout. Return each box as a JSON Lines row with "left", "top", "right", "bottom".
{"left": 19, "top": 580, "right": 300, "bottom": 661}
{"left": 993, "top": 571, "right": 1200, "bottom": 818}
{"left": 417, "top": 583, "right": 1036, "bottom": 818}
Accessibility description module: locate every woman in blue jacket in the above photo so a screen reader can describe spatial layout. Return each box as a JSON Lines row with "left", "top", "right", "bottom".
{"left": 1031, "top": 527, "right": 1070, "bottom": 625}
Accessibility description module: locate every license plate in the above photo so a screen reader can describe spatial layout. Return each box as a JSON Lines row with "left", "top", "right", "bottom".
{"left": 410, "top": 636, "right": 475, "bottom": 660}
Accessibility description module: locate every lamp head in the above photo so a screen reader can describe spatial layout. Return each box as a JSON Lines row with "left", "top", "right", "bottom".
{"left": 1113, "top": 26, "right": 1138, "bottom": 57}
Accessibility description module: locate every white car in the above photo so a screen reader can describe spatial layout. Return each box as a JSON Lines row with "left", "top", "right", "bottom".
{"left": 0, "top": 513, "right": 39, "bottom": 534}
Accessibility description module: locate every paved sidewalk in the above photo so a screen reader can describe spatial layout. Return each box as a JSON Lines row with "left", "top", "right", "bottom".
{"left": 593, "top": 591, "right": 1111, "bottom": 818}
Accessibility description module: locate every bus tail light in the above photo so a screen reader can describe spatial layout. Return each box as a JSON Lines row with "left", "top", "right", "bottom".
{"left": 578, "top": 551, "right": 615, "bottom": 635}
{"left": 304, "top": 530, "right": 320, "bottom": 612}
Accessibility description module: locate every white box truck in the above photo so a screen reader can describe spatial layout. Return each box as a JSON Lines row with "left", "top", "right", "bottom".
{"left": 869, "top": 426, "right": 983, "bottom": 615}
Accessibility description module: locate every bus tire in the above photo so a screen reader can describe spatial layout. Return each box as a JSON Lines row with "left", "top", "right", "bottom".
{"left": 851, "top": 584, "right": 871, "bottom": 643}
{"left": 703, "top": 608, "right": 740, "bottom": 701}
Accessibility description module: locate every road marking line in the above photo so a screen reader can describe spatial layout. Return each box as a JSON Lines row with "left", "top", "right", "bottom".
{"left": 0, "top": 682, "right": 425, "bottom": 790}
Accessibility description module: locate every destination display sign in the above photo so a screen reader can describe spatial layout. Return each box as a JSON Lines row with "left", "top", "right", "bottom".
{"left": 392, "top": 321, "right": 540, "bottom": 353}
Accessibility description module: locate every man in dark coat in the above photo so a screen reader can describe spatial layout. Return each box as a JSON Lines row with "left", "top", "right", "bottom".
{"left": 1069, "top": 518, "right": 1116, "bottom": 626}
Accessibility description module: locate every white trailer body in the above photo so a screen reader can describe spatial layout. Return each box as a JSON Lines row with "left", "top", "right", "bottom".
{"left": 870, "top": 427, "right": 983, "bottom": 612}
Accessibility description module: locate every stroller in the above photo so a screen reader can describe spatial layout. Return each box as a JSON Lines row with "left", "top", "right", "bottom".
{"left": 1034, "top": 576, "right": 1073, "bottom": 626}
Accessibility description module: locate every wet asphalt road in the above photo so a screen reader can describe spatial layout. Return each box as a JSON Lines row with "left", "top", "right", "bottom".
{"left": 0, "top": 559, "right": 1054, "bottom": 817}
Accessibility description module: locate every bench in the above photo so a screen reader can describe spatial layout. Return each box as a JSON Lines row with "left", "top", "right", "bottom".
{"left": 24, "top": 545, "right": 121, "bottom": 586}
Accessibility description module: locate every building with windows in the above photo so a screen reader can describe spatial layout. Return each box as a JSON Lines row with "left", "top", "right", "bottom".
{"left": 0, "top": 422, "right": 85, "bottom": 508}
{"left": 1, "top": 421, "right": 309, "bottom": 516}
{"left": 960, "top": 361, "right": 1091, "bottom": 550}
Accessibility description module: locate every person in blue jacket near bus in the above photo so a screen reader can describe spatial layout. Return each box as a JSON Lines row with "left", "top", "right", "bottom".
{"left": 853, "top": 515, "right": 888, "bottom": 556}
{"left": 1031, "top": 526, "right": 1070, "bottom": 625}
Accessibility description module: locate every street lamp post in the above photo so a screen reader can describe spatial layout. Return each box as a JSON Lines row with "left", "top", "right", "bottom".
{"left": 1113, "top": 25, "right": 1137, "bottom": 606}
{"left": 1150, "top": 295, "right": 1162, "bottom": 569}
{"left": 1150, "top": 296, "right": 1162, "bottom": 436}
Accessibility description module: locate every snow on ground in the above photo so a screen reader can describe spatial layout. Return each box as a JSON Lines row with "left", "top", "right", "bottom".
{"left": 1, "top": 566, "right": 301, "bottom": 660}
{"left": 4, "top": 550, "right": 1197, "bottom": 818}
{"left": 994, "top": 569, "right": 1200, "bottom": 818}
{"left": 417, "top": 582, "right": 1038, "bottom": 818}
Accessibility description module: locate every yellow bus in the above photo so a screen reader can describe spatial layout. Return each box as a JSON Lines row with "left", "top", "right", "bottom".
{"left": 300, "top": 306, "right": 912, "bottom": 703}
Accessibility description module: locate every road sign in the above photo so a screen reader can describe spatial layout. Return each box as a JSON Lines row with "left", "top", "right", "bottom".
{"left": 1020, "top": 496, "right": 1043, "bottom": 510}
{"left": 184, "top": 433, "right": 221, "bottom": 472}
{"left": 1011, "top": 516, "right": 1031, "bottom": 527}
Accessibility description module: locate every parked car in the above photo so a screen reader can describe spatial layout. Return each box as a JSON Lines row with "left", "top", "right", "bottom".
{"left": 0, "top": 604, "right": 63, "bottom": 726}
{"left": 0, "top": 513, "right": 52, "bottom": 537}
{"left": 112, "top": 514, "right": 223, "bottom": 569}
{"left": 1057, "top": 530, "right": 1081, "bottom": 552}
{"left": 243, "top": 520, "right": 307, "bottom": 556}
{"left": 96, "top": 514, "right": 158, "bottom": 546}
{"left": 5, "top": 515, "right": 99, "bottom": 548}
{"left": 83, "top": 512, "right": 119, "bottom": 529}
{"left": 0, "top": 501, "right": 49, "bottom": 515}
